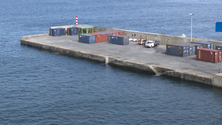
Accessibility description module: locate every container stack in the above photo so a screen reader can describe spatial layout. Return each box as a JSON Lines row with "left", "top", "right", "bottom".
{"left": 110, "top": 35, "right": 129, "bottom": 45}
{"left": 166, "top": 43, "right": 188, "bottom": 57}
{"left": 67, "top": 28, "right": 77, "bottom": 35}
{"left": 180, "top": 43, "right": 203, "bottom": 55}
{"left": 191, "top": 41, "right": 213, "bottom": 49}
{"left": 88, "top": 33, "right": 108, "bottom": 43}
{"left": 78, "top": 34, "right": 95, "bottom": 44}
{"left": 196, "top": 48, "right": 222, "bottom": 63}
{"left": 98, "top": 32, "right": 113, "bottom": 43}
{"left": 77, "top": 30, "right": 127, "bottom": 45}
{"left": 102, "top": 30, "right": 125, "bottom": 43}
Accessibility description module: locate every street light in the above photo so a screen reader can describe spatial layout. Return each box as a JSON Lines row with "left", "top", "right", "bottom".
{"left": 189, "top": 13, "right": 194, "bottom": 41}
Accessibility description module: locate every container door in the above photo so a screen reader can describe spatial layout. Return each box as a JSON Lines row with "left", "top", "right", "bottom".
{"left": 110, "top": 36, "right": 115, "bottom": 44}
{"left": 124, "top": 37, "right": 128, "bottom": 45}
{"left": 94, "top": 35, "right": 100, "bottom": 43}
{"left": 67, "top": 28, "right": 70, "bottom": 35}
{"left": 98, "top": 35, "right": 102, "bottom": 42}
{"left": 89, "top": 35, "right": 95, "bottom": 44}
{"left": 183, "top": 46, "right": 188, "bottom": 57}
{"left": 70, "top": 29, "right": 73, "bottom": 35}
{"left": 55, "top": 29, "right": 59, "bottom": 36}
{"left": 215, "top": 52, "right": 218, "bottom": 63}
{"left": 188, "top": 46, "right": 191, "bottom": 55}
{"left": 166, "top": 45, "right": 170, "bottom": 54}
{"left": 218, "top": 51, "right": 222, "bottom": 62}
{"left": 103, "top": 34, "right": 108, "bottom": 42}
{"left": 87, "top": 36, "right": 90, "bottom": 43}
{"left": 59, "top": 29, "right": 65, "bottom": 35}
{"left": 190, "top": 46, "right": 194, "bottom": 55}
{"left": 53, "top": 29, "right": 56, "bottom": 36}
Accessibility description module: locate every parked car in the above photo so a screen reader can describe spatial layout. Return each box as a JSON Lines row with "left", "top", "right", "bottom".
{"left": 144, "top": 40, "right": 160, "bottom": 48}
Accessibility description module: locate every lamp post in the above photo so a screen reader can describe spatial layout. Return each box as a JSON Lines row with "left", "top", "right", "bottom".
{"left": 189, "top": 13, "right": 194, "bottom": 41}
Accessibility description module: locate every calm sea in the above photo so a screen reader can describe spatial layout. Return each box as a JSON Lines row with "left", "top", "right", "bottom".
{"left": 1, "top": 0, "right": 222, "bottom": 124}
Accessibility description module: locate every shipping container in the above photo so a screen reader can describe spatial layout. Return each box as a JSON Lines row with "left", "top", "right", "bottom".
{"left": 180, "top": 43, "right": 203, "bottom": 55}
{"left": 196, "top": 48, "right": 222, "bottom": 63}
{"left": 67, "top": 28, "right": 77, "bottom": 35}
{"left": 104, "top": 30, "right": 125, "bottom": 36}
{"left": 191, "top": 43, "right": 203, "bottom": 54}
{"left": 49, "top": 28, "right": 60, "bottom": 36}
{"left": 59, "top": 28, "right": 66, "bottom": 35}
{"left": 78, "top": 34, "right": 95, "bottom": 44}
{"left": 166, "top": 43, "right": 188, "bottom": 57}
{"left": 191, "top": 41, "right": 213, "bottom": 49}
{"left": 219, "top": 51, "right": 222, "bottom": 62}
{"left": 216, "top": 45, "right": 222, "bottom": 50}
{"left": 110, "top": 35, "right": 129, "bottom": 45}
{"left": 88, "top": 33, "right": 108, "bottom": 43}
{"left": 98, "top": 32, "right": 112, "bottom": 43}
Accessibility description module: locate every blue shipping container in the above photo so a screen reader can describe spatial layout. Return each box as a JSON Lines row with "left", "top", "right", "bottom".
{"left": 166, "top": 43, "right": 188, "bottom": 57}
{"left": 59, "top": 28, "right": 66, "bottom": 35}
{"left": 191, "top": 41, "right": 213, "bottom": 49}
{"left": 216, "top": 45, "right": 222, "bottom": 50}
{"left": 98, "top": 32, "right": 112, "bottom": 43}
{"left": 50, "top": 28, "right": 60, "bottom": 36}
{"left": 180, "top": 43, "right": 203, "bottom": 55}
{"left": 191, "top": 43, "right": 203, "bottom": 54}
{"left": 78, "top": 34, "right": 95, "bottom": 44}
{"left": 179, "top": 43, "right": 195, "bottom": 56}
{"left": 110, "top": 35, "right": 129, "bottom": 45}
{"left": 68, "top": 28, "right": 77, "bottom": 35}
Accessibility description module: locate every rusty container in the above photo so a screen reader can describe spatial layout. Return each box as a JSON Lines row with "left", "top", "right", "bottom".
{"left": 196, "top": 48, "right": 221, "bottom": 63}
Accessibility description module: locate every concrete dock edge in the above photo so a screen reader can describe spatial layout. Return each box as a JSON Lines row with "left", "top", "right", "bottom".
{"left": 108, "top": 57, "right": 155, "bottom": 74}
{"left": 20, "top": 34, "right": 222, "bottom": 87}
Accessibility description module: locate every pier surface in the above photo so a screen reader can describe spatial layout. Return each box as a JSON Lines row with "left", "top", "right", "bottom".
{"left": 21, "top": 29, "right": 222, "bottom": 87}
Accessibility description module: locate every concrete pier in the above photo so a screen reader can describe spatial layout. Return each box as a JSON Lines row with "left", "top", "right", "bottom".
{"left": 20, "top": 25, "right": 222, "bottom": 87}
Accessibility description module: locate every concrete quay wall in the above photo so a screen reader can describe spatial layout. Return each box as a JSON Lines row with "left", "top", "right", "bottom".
{"left": 20, "top": 34, "right": 220, "bottom": 87}
{"left": 49, "top": 25, "right": 222, "bottom": 47}
{"left": 94, "top": 26, "right": 222, "bottom": 47}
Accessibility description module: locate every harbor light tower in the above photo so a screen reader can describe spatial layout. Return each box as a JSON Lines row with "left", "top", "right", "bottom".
{"left": 189, "top": 13, "right": 194, "bottom": 41}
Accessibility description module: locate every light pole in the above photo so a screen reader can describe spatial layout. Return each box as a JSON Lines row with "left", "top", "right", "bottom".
{"left": 189, "top": 13, "right": 194, "bottom": 41}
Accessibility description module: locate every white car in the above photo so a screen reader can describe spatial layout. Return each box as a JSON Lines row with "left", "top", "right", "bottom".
{"left": 144, "top": 40, "right": 157, "bottom": 48}
{"left": 129, "top": 38, "right": 138, "bottom": 42}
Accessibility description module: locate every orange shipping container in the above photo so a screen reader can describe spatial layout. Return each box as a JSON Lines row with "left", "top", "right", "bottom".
{"left": 196, "top": 48, "right": 221, "bottom": 63}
